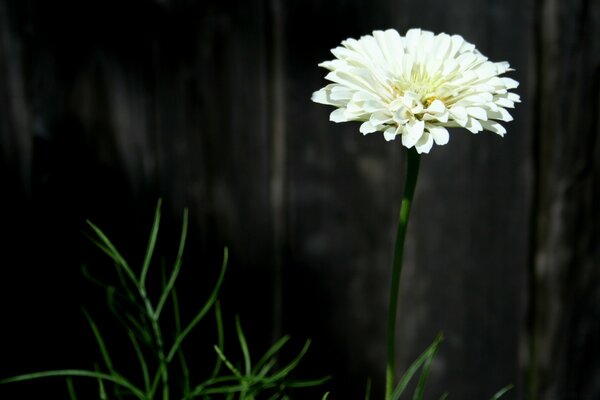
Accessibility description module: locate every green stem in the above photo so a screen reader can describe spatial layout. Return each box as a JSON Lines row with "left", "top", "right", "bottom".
{"left": 385, "top": 148, "right": 421, "bottom": 400}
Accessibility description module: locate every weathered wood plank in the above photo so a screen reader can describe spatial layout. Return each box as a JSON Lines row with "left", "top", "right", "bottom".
{"left": 282, "top": 0, "right": 534, "bottom": 398}
{"left": 527, "top": 0, "right": 600, "bottom": 398}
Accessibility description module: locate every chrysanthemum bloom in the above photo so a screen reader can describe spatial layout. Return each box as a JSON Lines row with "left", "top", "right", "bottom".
{"left": 312, "top": 28, "right": 520, "bottom": 153}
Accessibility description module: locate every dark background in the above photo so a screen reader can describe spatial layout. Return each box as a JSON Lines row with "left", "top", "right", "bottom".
{"left": 0, "top": 0, "right": 598, "bottom": 399}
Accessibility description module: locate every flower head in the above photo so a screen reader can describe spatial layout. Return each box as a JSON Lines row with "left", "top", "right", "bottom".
{"left": 312, "top": 28, "right": 520, "bottom": 153}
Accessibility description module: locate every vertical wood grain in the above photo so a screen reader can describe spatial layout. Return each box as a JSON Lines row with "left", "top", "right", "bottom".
{"left": 0, "top": 0, "right": 598, "bottom": 399}
{"left": 527, "top": 0, "right": 600, "bottom": 398}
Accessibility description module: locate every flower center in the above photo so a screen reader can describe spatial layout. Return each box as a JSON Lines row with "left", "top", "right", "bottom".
{"left": 423, "top": 96, "right": 438, "bottom": 108}
{"left": 390, "top": 78, "right": 439, "bottom": 109}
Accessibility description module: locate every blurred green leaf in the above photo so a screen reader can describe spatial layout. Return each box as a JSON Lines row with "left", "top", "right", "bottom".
{"left": 167, "top": 247, "right": 228, "bottom": 362}
{"left": 83, "top": 310, "right": 115, "bottom": 375}
{"left": 140, "top": 199, "right": 162, "bottom": 289}
{"left": 392, "top": 333, "right": 443, "bottom": 400}
{"left": 490, "top": 384, "right": 514, "bottom": 400}
{"left": 155, "top": 208, "right": 189, "bottom": 319}
{"left": 66, "top": 377, "right": 77, "bottom": 400}
{"left": 0, "top": 370, "right": 144, "bottom": 399}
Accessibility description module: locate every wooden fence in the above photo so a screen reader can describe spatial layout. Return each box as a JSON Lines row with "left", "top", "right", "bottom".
{"left": 0, "top": 0, "right": 598, "bottom": 398}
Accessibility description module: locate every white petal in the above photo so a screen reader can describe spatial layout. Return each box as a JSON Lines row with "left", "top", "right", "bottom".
{"left": 449, "top": 106, "right": 468, "bottom": 126}
{"left": 461, "top": 92, "right": 494, "bottom": 103}
{"left": 405, "top": 29, "right": 422, "bottom": 54}
{"left": 488, "top": 107, "right": 513, "bottom": 122}
{"left": 363, "top": 100, "right": 386, "bottom": 112}
{"left": 383, "top": 126, "right": 397, "bottom": 141}
{"left": 426, "top": 99, "right": 446, "bottom": 114}
{"left": 507, "top": 93, "right": 521, "bottom": 102}
{"left": 330, "top": 87, "right": 354, "bottom": 101}
{"left": 401, "top": 120, "right": 424, "bottom": 147}
{"left": 311, "top": 89, "right": 330, "bottom": 104}
{"left": 370, "top": 111, "right": 393, "bottom": 125}
{"left": 428, "top": 126, "right": 449, "bottom": 145}
{"left": 495, "top": 61, "right": 510, "bottom": 74}
{"left": 481, "top": 120, "right": 507, "bottom": 136}
{"left": 359, "top": 121, "right": 377, "bottom": 134}
{"left": 330, "top": 108, "right": 348, "bottom": 122}
{"left": 466, "top": 107, "right": 488, "bottom": 121}
{"left": 465, "top": 117, "right": 483, "bottom": 133}
{"left": 433, "top": 33, "right": 451, "bottom": 60}
{"left": 415, "top": 131, "right": 434, "bottom": 153}
{"left": 495, "top": 97, "right": 515, "bottom": 108}
{"left": 501, "top": 77, "right": 519, "bottom": 89}
{"left": 351, "top": 91, "right": 379, "bottom": 102}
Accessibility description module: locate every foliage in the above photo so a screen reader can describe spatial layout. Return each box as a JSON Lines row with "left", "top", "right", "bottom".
{"left": 0, "top": 200, "right": 328, "bottom": 399}
{"left": 370, "top": 332, "right": 513, "bottom": 400}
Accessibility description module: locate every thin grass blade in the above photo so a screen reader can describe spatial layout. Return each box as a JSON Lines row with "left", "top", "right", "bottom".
{"left": 172, "top": 287, "right": 190, "bottom": 395}
{"left": 155, "top": 209, "right": 189, "bottom": 319}
{"left": 126, "top": 329, "right": 150, "bottom": 393}
{"left": 86, "top": 221, "right": 138, "bottom": 286}
{"left": 490, "top": 384, "right": 514, "bottom": 400}
{"left": 0, "top": 370, "right": 144, "bottom": 400}
{"left": 185, "top": 375, "right": 242, "bottom": 399}
{"left": 66, "top": 377, "right": 77, "bottom": 400}
{"left": 283, "top": 376, "right": 331, "bottom": 388}
{"left": 264, "top": 340, "right": 311, "bottom": 383}
{"left": 210, "top": 301, "right": 225, "bottom": 379}
{"left": 235, "top": 316, "right": 252, "bottom": 376}
{"left": 412, "top": 332, "right": 443, "bottom": 400}
{"left": 391, "top": 334, "right": 443, "bottom": 400}
{"left": 167, "top": 247, "right": 228, "bottom": 362}
{"left": 83, "top": 310, "right": 115, "bottom": 375}
{"left": 94, "top": 365, "right": 108, "bottom": 400}
{"left": 140, "top": 199, "right": 162, "bottom": 290}
{"left": 213, "top": 345, "right": 242, "bottom": 378}
{"left": 255, "top": 359, "right": 277, "bottom": 379}
{"left": 148, "top": 364, "right": 167, "bottom": 399}
{"left": 253, "top": 335, "right": 291, "bottom": 374}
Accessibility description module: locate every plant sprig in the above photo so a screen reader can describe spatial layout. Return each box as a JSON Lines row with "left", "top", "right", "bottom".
{"left": 0, "top": 201, "right": 327, "bottom": 399}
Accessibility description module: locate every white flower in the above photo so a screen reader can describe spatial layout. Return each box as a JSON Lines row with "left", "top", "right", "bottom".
{"left": 312, "top": 28, "right": 520, "bottom": 153}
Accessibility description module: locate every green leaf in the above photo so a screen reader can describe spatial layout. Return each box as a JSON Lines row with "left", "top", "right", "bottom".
{"left": 149, "top": 363, "right": 166, "bottom": 396}
{"left": 439, "top": 392, "right": 449, "bottom": 400}
{"left": 105, "top": 286, "right": 150, "bottom": 345}
{"left": 365, "top": 377, "right": 372, "bottom": 400}
{"left": 83, "top": 310, "right": 115, "bottom": 375}
{"left": 391, "top": 333, "right": 443, "bottom": 400}
{"left": 140, "top": 199, "right": 162, "bottom": 290}
{"left": 213, "top": 345, "right": 242, "bottom": 378}
{"left": 210, "top": 301, "right": 225, "bottom": 379}
{"left": 283, "top": 376, "right": 331, "bottom": 388}
{"left": 126, "top": 329, "right": 150, "bottom": 393}
{"left": 66, "top": 377, "right": 77, "bottom": 400}
{"left": 490, "top": 384, "right": 514, "bottom": 400}
{"left": 185, "top": 375, "right": 241, "bottom": 398}
{"left": 155, "top": 208, "right": 189, "bottom": 319}
{"left": 94, "top": 365, "right": 108, "bottom": 400}
{"left": 264, "top": 340, "right": 311, "bottom": 383}
{"left": 172, "top": 287, "right": 191, "bottom": 396}
{"left": 253, "top": 335, "right": 291, "bottom": 375}
{"left": 167, "top": 247, "right": 228, "bottom": 362}
{"left": 255, "top": 358, "right": 277, "bottom": 379}
{"left": 86, "top": 220, "right": 138, "bottom": 287}
{"left": 322, "top": 392, "right": 330, "bottom": 400}
{"left": 413, "top": 332, "right": 442, "bottom": 400}
{"left": 0, "top": 370, "right": 145, "bottom": 400}
{"left": 235, "top": 316, "right": 252, "bottom": 376}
